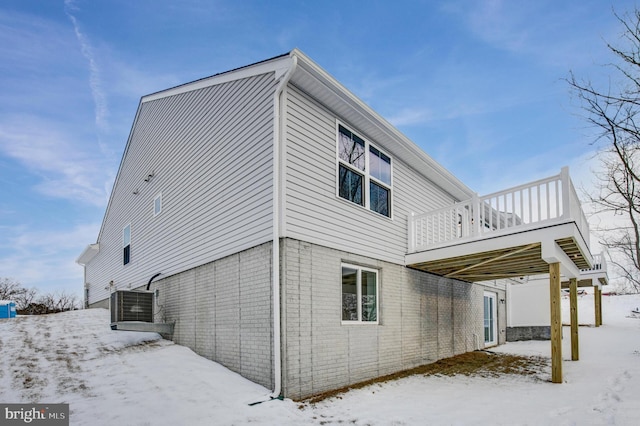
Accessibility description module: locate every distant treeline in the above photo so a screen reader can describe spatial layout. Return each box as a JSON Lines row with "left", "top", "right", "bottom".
{"left": 0, "top": 277, "right": 79, "bottom": 315}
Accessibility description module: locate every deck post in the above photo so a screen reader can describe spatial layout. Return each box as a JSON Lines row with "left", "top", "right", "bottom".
{"left": 569, "top": 278, "right": 579, "bottom": 361}
{"left": 550, "top": 262, "right": 563, "bottom": 383}
{"left": 595, "top": 286, "right": 602, "bottom": 327}
{"left": 599, "top": 286, "right": 604, "bottom": 325}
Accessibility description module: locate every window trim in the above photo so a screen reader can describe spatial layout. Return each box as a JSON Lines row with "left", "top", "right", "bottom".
{"left": 336, "top": 122, "right": 393, "bottom": 219}
{"left": 341, "top": 263, "right": 379, "bottom": 325}
{"left": 153, "top": 193, "right": 162, "bottom": 217}
{"left": 123, "top": 223, "right": 131, "bottom": 266}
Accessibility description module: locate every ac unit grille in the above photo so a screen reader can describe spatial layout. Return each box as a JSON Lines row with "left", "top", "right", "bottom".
{"left": 110, "top": 290, "right": 153, "bottom": 323}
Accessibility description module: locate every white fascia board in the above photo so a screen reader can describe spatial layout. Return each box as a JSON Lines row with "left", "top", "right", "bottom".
{"left": 76, "top": 243, "right": 99, "bottom": 265}
{"left": 541, "top": 238, "right": 581, "bottom": 279}
{"left": 405, "top": 221, "right": 589, "bottom": 267}
{"left": 289, "top": 48, "right": 474, "bottom": 202}
{"left": 540, "top": 222, "right": 593, "bottom": 269}
{"left": 580, "top": 270, "right": 609, "bottom": 284}
{"left": 142, "top": 56, "right": 294, "bottom": 103}
{"left": 405, "top": 228, "right": 545, "bottom": 266}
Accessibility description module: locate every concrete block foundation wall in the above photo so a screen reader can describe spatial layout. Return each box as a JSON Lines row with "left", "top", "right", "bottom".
{"left": 151, "top": 242, "right": 274, "bottom": 389}
{"left": 506, "top": 326, "right": 551, "bottom": 341}
{"left": 91, "top": 237, "right": 508, "bottom": 399}
{"left": 280, "top": 238, "right": 501, "bottom": 400}
{"left": 89, "top": 298, "right": 109, "bottom": 310}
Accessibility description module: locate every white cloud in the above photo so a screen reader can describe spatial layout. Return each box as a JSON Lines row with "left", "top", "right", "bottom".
{"left": 441, "top": 0, "right": 616, "bottom": 69}
{"left": 0, "top": 6, "right": 121, "bottom": 208}
{"left": 0, "top": 222, "right": 100, "bottom": 297}
{"left": 0, "top": 116, "right": 112, "bottom": 206}
{"left": 64, "top": 0, "right": 109, "bottom": 132}
{"left": 0, "top": 9, "right": 79, "bottom": 68}
{"left": 388, "top": 108, "right": 433, "bottom": 126}
{"left": 464, "top": 0, "right": 531, "bottom": 52}
{"left": 105, "top": 57, "right": 183, "bottom": 100}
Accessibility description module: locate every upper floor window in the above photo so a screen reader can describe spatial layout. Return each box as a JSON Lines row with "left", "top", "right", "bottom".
{"left": 123, "top": 224, "right": 131, "bottom": 265}
{"left": 337, "top": 124, "right": 391, "bottom": 217}
{"left": 153, "top": 193, "right": 162, "bottom": 216}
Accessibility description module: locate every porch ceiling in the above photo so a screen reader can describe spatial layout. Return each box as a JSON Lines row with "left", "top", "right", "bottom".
{"left": 407, "top": 236, "right": 590, "bottom": 283}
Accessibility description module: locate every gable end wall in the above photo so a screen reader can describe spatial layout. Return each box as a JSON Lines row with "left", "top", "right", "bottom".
{"left": 85, "top": 72, "right": 277, "bottom": 303}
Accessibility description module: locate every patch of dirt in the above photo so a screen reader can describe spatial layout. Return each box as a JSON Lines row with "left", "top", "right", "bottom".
{"left": 302, "top": 350, "right": 549, "bottom": 404}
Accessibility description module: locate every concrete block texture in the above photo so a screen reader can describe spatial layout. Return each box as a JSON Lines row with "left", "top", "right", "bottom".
{"left": 506, "top": 326, "right": 551, "bottom": 341}
{"left": 280, "top": 238, "right": 499, "bottom": 400}
{"left": 150, "top": 242, "right": 273, "bottom": 389}
{"left": 133, "top": 237, "right": 507, "bottom": 399}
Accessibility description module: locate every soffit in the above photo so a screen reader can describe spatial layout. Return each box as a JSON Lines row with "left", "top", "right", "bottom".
{"left": 289, "top": 50, "right": 474, "bottom": 202}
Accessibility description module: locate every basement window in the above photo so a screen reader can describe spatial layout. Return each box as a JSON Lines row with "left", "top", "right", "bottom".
{"left": 341, "top": 263, "right": 378, "bottom": 323}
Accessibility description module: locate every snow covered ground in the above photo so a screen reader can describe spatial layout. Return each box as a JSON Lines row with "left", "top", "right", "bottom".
{"left": 1, "top": 294, "right": 639, "bottom": 425}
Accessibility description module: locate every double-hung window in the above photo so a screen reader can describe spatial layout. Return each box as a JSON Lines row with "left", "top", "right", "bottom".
{"left": 341, "top": 264, "right": 378, "bottom": 323}
{"left": 337, "top": 124, "right": 392, "bottom": 217}
{"left": 123, "top": 224, "right": 131, "bottom": 265}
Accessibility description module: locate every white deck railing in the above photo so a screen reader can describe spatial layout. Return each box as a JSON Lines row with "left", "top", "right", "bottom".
{"left": 582, "top": 251, "right": 607, "bottom": 273}
{"left": 409, "top": 167, "right": 590, "bottom": 253}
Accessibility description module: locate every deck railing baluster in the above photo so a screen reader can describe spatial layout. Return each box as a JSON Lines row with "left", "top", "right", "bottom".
{"left": 408, "top": 168, "right": 589, "bottom": 253}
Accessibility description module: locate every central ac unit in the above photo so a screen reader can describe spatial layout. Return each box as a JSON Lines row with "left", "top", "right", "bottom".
{"left": 110, "top": 290, "right": 154, "bottom": 323}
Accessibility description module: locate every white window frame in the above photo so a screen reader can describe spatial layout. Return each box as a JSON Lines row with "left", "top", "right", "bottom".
{"left": 123, "top": 223, "right": 131, "bottom": 266}
{"left": 483, "top": 291, "right": 498, "bottom": 346}
{"left": 336, "top": 122, "right": 393, "bottom": 218}
{"left": 341, "top": 263, "right": 379, "bottom": 325}
{"left": 153, "top": 193, "right": 162, "bottom": 217}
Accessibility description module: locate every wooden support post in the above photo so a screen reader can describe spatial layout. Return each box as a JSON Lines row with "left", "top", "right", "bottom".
{"left": 595, "top": 286, "right": 602, "bottom": 327}
{"left": 599, "top": 287, "right": 604, "bottom": 325}
{"left": 550, "top": 262, "right": 562, "bottom": 383}
{"left": 569, "top": 278, "right": 579, "bottom": 361}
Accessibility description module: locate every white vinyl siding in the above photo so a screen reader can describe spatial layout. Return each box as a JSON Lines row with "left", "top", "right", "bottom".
{"left": 284, "top": 84, "right": 456, "bottom": 264}
{"left": 86, "top": 72, "right": 277, "bottom": 303}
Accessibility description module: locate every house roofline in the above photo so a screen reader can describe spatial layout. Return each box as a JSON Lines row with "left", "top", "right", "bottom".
{"left": 76, "top": 243, "right": 99, "bottom": 265}
{"left": 90, "top": 53, "right": 295, "bottom": 248}
{"left": 142, "top": 52, "right": 293, "bottom": 103}
{"left": 288, "top": 48, "right": 474, "bottom": 201}
{"left": 140, "top": 48, "right": 475, "bottom": 203}
{"left": 87, "top": 48, "right": 474, "bottom": 255}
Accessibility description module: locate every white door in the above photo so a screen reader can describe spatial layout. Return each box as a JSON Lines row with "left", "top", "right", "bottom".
{"left": 483, "top": 292, "right": 497, "bottom": 346}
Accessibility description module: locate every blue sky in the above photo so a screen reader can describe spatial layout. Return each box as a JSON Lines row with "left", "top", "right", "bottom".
{"left": 0, "top": 0, "right": 636, "bottom": 297}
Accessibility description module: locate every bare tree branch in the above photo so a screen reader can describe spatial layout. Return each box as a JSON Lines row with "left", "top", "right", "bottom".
{"left": 568, "top": 8, "right": 640, "bottom": 292}
{"left": 0, "top": 277, "right": 26, "bottom": 301}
